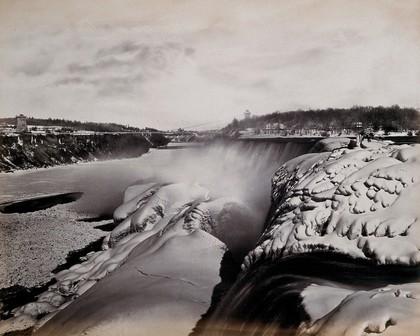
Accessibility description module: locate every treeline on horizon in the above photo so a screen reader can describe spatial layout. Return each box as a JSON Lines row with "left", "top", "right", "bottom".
{"left": 223, "top": 105, "right": 420, "bottom": 133}
{"left": 0, "top": 117, "right": 141, "bottom": 133}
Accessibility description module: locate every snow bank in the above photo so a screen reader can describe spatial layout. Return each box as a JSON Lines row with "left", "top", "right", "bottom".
{"left": 243, "top": 142, "right": 420, "bottom": 270}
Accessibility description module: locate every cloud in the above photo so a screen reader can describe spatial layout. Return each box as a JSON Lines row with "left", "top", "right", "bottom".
{"left": 54, "top": 77, "right": 85, "bottom": 86}
{"left": 15, "top": 58, "right": 52, "bottom": 77}
{"left": 96, "top": 41, "right": 145, "bottom": 58}
{"left": 95, "top": 74, "right": 145, "bottom": 97}
{"left": 184, "top": 47, "right": 195, "bottom": 56}
{"left": 53, "top": 41, "right": 194, "bottom": 97}
{"left": 67, "top": 57, "right": 129, "bottom": 74}
{"left": 278, "top": 47, "right": 333, "bottom": 69}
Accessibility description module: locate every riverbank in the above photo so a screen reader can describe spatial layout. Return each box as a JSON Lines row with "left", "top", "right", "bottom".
{"left": 0, "top": 202, "right": 108, "bottom": 290}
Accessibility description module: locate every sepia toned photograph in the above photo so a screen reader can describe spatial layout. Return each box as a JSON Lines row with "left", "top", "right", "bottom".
{"left": 0, "top": 1, "right": 419, "bottom": 335}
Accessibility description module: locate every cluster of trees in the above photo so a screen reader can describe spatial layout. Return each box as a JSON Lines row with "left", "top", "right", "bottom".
{"left": 224, "top": 106, "right": 419, "bottom": 134}
{"left": 149, "top": 132, "right": 171, "bottom": 147}
{"left": 0, "top": 117, "right": 141, "bottom": 133}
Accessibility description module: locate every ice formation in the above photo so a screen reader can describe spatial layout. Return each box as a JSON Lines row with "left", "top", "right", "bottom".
{"left": 299, "top": 282, "right": 420, "bottom": 336}
{"left": 243, "top": 142, "right": 420, "bottom": 270}
{"left": 0, "top": 182, "right": 253, "bottom": 335}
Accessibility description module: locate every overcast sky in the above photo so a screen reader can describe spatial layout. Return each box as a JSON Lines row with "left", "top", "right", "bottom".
{"left": 1, "top": 0, "right": 419, "bottom": 130}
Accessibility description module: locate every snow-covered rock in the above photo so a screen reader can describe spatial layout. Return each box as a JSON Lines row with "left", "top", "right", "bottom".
{"left": 244, "top": 143, "right": 420, "bottom": 270}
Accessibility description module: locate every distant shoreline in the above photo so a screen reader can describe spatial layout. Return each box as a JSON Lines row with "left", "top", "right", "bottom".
{"left": 238, "top": 134, "right": 420, "bottom": 144}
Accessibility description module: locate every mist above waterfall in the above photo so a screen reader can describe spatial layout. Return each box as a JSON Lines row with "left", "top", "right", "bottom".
{"left": 153, "top": 141, "right": 311, "bottom": 223}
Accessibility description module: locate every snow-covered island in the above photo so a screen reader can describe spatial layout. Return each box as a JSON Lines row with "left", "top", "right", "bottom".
{"left": 1, "top": 138, "right": 419, "bottom": 336}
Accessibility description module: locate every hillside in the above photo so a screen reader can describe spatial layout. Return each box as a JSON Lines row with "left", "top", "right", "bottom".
{"left": 224, "top": 105, "right": 420, "bottom": 134}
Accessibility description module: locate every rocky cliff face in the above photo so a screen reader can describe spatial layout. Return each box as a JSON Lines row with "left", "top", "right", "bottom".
{"left": 0, "top": 134, "right": 151, "bottom": 172}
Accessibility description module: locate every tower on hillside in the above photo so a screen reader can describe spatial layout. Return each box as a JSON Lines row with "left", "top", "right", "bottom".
{"left": 16, "top": 114, "right": 27, "bottom": 133}
{"left": 244, "top": 110, "right": 251, "bottom": 119}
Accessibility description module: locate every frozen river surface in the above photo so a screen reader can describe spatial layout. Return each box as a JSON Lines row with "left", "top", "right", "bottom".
{"left": 0, "top": 146, "right": 194, "bottom": 216}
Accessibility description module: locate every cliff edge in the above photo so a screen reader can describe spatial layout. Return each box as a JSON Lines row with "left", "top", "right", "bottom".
{"left": 0, "top": 133, "right": 151, "bottom": 172}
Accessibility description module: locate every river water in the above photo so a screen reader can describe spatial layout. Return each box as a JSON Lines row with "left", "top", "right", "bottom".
{"left": 0, "top": 145, "right": 193, "bottom": 216}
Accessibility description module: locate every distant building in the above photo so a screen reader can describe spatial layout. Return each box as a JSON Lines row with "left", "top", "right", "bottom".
{"left": 354, "top": 121, "right": 363, "bottom": 129}
{"left": 238, "top": 128, "right": 256, "bottom": 137}
{"left": 244, "top": 110, "right": 251, "bottom": 119}
{"left": 16, "top": 114, "right": 27, "bottom": 133}
{"left": 264, "top": 123, "right": 287, "bottom": 135}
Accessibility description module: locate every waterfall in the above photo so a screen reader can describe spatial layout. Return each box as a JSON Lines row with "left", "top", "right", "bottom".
{"left": 153, "top": 139, "right": 313, "bottom": 234}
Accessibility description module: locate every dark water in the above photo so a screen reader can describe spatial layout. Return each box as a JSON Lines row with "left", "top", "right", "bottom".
{"left": 195, "top": 253, "right": 420, "bottom": 336}
{"left": 0, "top": 192, "right": 83, "bottom": 214}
